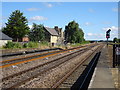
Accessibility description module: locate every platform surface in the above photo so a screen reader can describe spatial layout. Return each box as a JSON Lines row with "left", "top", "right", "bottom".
{"left": 88, "top": 45, "right": 115, "bottom": 89}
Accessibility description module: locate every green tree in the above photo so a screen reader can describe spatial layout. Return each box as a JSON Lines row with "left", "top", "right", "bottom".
{"left": 118, "top": 39, "right": 120, "bottom": 43}
{"left": 65, "top": 20, "right": 84, "bottom": 43}
{"left": 113, "top": 37, "right": 118, "bottom": 43}
{"left": 29, "top": 23, "right": 45, "bottom": 41}
{"left": 2, "top": 10, "right": 30, "bottom": 41}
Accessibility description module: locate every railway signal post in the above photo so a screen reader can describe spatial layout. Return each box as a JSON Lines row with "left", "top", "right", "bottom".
{"left": 106, "top": 29, "right": 111, "bottom": 47}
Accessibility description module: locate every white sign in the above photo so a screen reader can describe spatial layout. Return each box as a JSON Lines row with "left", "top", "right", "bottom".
{"left": 116, "top": 47, "right": 120, "bottom": 55}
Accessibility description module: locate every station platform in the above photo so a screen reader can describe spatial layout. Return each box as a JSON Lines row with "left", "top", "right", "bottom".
{"left": 88, "top": 45, "right": 115, "bottom": 89}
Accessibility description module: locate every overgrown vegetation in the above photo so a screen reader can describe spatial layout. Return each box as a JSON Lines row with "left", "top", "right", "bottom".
{"left": 70, "top": 41, "right": 90, "bottom": 47}
{"left": 4, "top": 41, "right": 22, "bottom": 49}
{"left": 4, "top": 41, "right": 50, "bottom": 49}
{"left": 23, "top": 42, "right": 38, "bottom": 48}
{"left": 40, "top": 41, "right": 49, "bottom": 46}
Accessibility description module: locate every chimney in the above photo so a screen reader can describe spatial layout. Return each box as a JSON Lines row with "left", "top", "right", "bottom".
{"left": 54, "top": 26, "right": 59, "bottom": 35}
{"left": 54, "top": 26, "right": 58, "bottom": 30}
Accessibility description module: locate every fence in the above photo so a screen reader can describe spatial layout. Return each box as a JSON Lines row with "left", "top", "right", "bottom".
{"left": 113, "top": 44, "right": 120, "bottom": 68}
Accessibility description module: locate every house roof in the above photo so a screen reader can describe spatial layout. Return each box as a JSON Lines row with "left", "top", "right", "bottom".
{"left": 0, "top": 31, "right": 12, "bottom": 40}
{"left": 44, "top": 27, "right": 58, "bottom": 36}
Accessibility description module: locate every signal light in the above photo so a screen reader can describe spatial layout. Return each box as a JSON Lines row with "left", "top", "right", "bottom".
{"left": 106, "top": 33, "right": 110, "bottom": 38}
{"left": 106, "top": 29, "right": 111, "bottom": 39}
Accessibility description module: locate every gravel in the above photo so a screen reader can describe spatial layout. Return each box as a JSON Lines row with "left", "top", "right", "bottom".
{"left": 18, "top": 45, "right": 100, "bottom": 88}
{"left": 2, "top": 46, "right": 87, "bottom": 78}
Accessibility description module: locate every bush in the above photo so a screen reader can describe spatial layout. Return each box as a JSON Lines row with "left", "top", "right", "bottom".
{"left": 4, "top": 41, "right": 49, "bottom": 49}
{"left": 23, "top": 42, "right": 38, "bottom": 48}
{"left": 23, "top": 43, "right": 28, "bottom": 48}
{"left": 4, "top": 41, "right": 22, "bottom": 49}
{"left": 13, "top": 42, "right": 22, "bottom": 48}
{"left": 4, "top": 41, "right": 14, "bottom": 48}
{"left": 40, "top": 41, "right": 49, "bottom": 46}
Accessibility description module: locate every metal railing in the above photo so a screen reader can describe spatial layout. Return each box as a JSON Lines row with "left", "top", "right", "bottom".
{"left": 113, "top": 44, "right": 120, "bottom": 68}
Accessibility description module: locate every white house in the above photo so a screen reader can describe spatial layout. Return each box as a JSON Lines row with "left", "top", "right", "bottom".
{"left": 0, "top": 31, "right": 12, "bottom": 47}
{"left": 44, "top": 26, "right": 64, "bottom": 46}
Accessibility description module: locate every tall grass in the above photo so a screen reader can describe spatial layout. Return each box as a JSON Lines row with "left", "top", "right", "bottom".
{"left": 70, "top": 41, "right": 90, "bottom": 47}
{"left": 4, "top": 41, "right": 50, "bottom": 49}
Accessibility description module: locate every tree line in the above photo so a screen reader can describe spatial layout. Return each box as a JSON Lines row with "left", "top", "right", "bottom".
{"left": 2, "top": 10, "right": 85, "bottom": 43}
{"left": 113, "top": 37, "right": 120, "bottom": 43}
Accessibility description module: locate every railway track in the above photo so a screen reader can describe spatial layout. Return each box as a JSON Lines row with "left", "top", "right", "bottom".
{"left": 1, "top": 50, "right": 62, "bottom": 66}
{"left": 1, "top": 44, "right": 93, "bottom": 68}
{"left": 51, "top": 44, "right": 103, "bottom": 89}
{"left": 1, "top": 44, "right": 98, "bottom": 89}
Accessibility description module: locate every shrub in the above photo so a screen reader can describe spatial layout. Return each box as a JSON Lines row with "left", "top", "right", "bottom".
{"left": 4, "top": 41, "right": 14, "bottom": 48}
{"left": 4, "top": 41, "right": 22, "bottom": 48}
{"left": 82, "top": 41, "right": 90, "bottom": 44}
{"left": 23, "top": 42, "right": 38, "bottom": 48}
{"left": 40, "top": 41, "right": 49, "bottom": 46}
{"left": 13, "top": 42, "right": 22, "bottom": 48}
{"left": 23, "top": 43, "right": 28, "bottom": 48}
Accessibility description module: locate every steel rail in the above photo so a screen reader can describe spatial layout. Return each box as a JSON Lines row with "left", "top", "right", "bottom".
{"left": 0, "top": 44, "right": 96, "bottom": 68}
{"left": 3, "top": 45, "right": 97, "bottom": 89}
{"left": 2, "top": 47, "right": 87, "bottom": 81}
{"left": 1, "top": 43, "right": 95, "bottom": 63}
{"left": 5, "top": 47, "right": 89, "bottom": 88}
{"left": 51, "top": 45, "right": 103, "bottom": 88}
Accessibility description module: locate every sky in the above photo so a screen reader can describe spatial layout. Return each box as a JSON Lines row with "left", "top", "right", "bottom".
{"left": 1, "top": 2, "right": 118, "bottom": 40}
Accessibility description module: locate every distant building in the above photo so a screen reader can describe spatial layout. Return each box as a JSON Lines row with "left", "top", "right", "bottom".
{"left": 0, "top": 31, "right": 12, "bottom": 47}
{"left": 22, "top": 35, "right": 29, "bottom": 42}
{"left": 12, "top": 35, "right": 29, "bottom": 42}
{"left": 44, "top": 26, "right": 64, "bottom": 46}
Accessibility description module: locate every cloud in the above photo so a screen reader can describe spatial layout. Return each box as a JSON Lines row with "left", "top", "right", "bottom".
{"left": 111, "top": 32, "right": 117, "bottom": 35}
{"left": 47, "top": 3, "right": 53, "bottom": 7}
{"left": 112, "top": 8, "right": 118, "bottom": 12}
{"left": 28, "top": 25, "right": 32, "bottom": 29}
{"left": 44, "top": 3, "right": 53, "bottom": 8}
{"left": 86, "top": 33, "right": 105, "bottom": 40}
{"left": 87, "top": 33, "right": 93, "bottom": 36}
{"left": 102, "top": 21, "right": 112, "bottom": 24}
{"left": 26, "top": 8, "right": 40, "bottom": 11}
{"left": 85, "top": 22, "right": 92, "bottom": 26}
{"left": 86, "top": 32, "right": 119, "bottom": 40}
{"left": 29, "top": 16, "right": 48, "bottom": 21}
{"left": 87, "top": 33, "right": 104, "bottom": 36}
{"left": 88, "top": 8, "right": 94, "bottom": 13}
{"left": 102, "top": 26, "right": 118, "bottom": 31}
